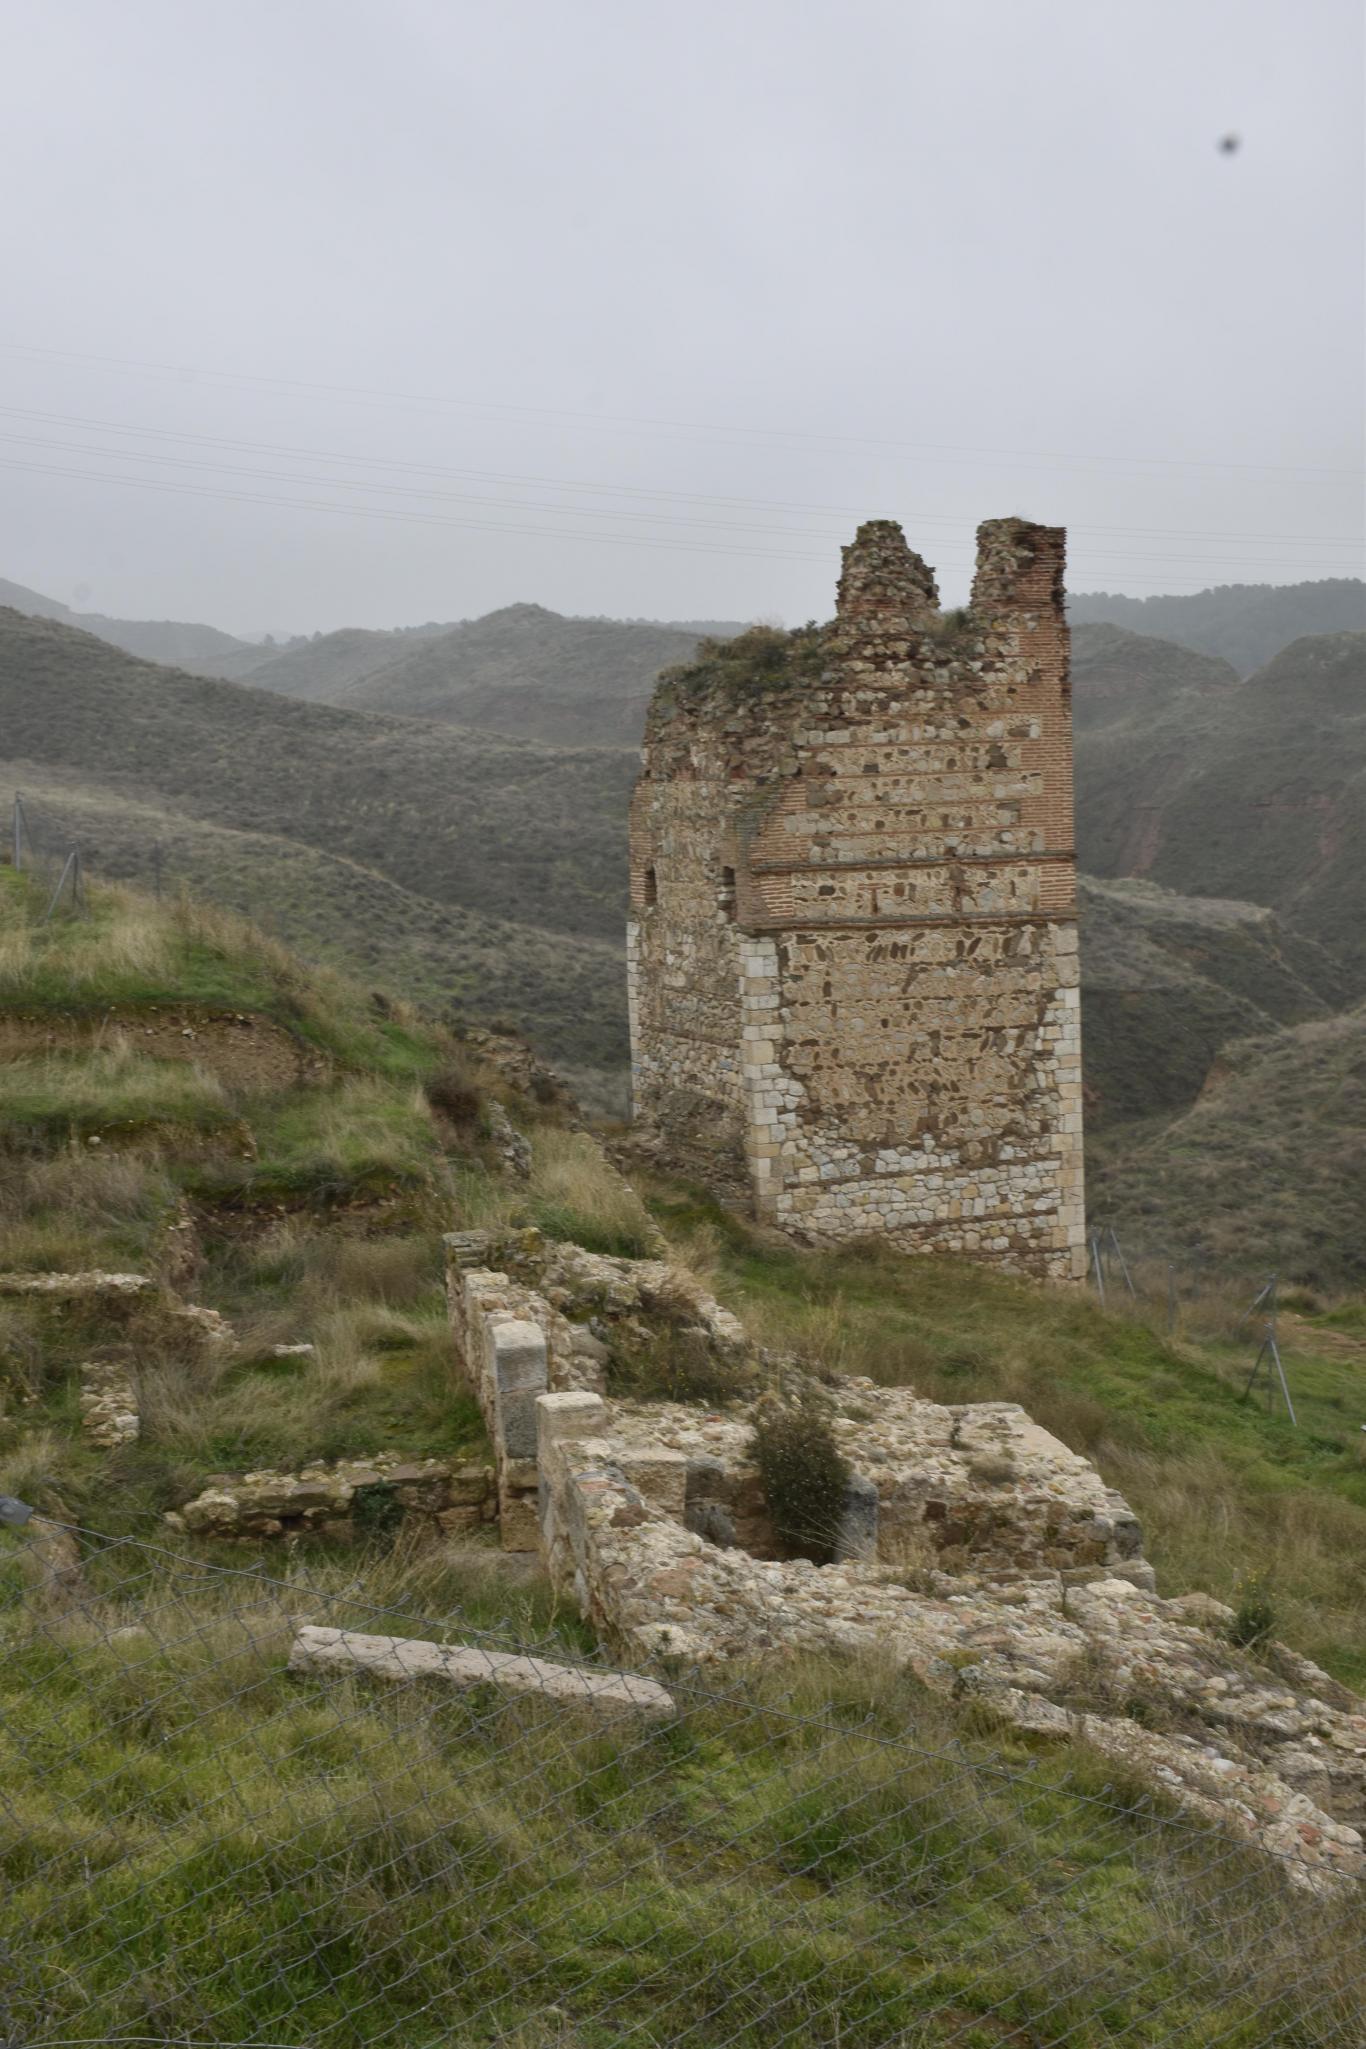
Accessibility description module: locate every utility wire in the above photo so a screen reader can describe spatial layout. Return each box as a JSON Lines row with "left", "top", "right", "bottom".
{"left": 10, "top": 454, "right": 1343, "bottom": 590}
{"left": 2, "top": 429, "right": 1358, "bottom": 577}
{"left": 2, "top": 335, "right": 1360, "bottom": 479}
{"left": 0, "top": 402, "right": 1359, "bottom": 554}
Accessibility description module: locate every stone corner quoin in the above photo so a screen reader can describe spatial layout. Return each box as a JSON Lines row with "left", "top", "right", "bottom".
{"left": 627, "top": 515, "right": 1086, "bottom": 1283}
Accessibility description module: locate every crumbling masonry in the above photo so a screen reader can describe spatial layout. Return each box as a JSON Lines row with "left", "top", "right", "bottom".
{"left": 628, "top": 518, "right": 1085, "bottom": 1280}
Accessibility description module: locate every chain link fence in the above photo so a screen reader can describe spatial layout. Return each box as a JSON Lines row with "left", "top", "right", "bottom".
{"left": 0, "top": 1516, "right": 1360, "bottom": 2048}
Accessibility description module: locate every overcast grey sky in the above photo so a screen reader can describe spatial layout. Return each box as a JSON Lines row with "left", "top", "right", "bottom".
{"left": 1, "top": 0, "right": 1362, "bottom": 635}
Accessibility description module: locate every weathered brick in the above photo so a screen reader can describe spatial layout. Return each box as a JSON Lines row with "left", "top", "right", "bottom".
{"left": 627, "top": 518, "right": 1086, "bottom": 1282}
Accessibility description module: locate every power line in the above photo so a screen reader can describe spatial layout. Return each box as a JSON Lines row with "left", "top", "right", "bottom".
{"left": 8, "top": 451, "right": 1352, "bottom": 594}
{"left": 2, "top": 430, "right": 1358, "bottom": 578}
{"left": 0, "top": 403, "right": 1360, "bottom": 552}
{"left": 1, "top": 336, "right": 1360, "bottom": 480}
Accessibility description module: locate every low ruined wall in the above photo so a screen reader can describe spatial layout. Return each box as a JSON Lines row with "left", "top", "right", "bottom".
{"left": 532, "top": 1388, "right": 1365, "bottom": 1891}
{"left": 170, "top": 1453, "right": 494, "bottom": 1542}
{"left": 443, "top": 1227, "right": 745, "bottom": 1550}
{"left": 437, "top": 1227, "right": 1365, "bottom": 1889}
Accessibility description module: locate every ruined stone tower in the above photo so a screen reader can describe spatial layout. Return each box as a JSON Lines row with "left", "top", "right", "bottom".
{"left": 627, "top": 517, "right": 1086, "bottom": 1281}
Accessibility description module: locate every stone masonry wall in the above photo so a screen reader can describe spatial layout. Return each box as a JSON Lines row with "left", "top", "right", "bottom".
{"left": 437, "top": 1232, "right": 1364, "bottom": 1886}
{"left": 628, "top": 518, "right": 1086, "bottom": 1279}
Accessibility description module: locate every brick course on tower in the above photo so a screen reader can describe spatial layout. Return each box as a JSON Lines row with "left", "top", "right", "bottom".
{"left": 627, "top": 516, "right": 1086, "bottom": 1282}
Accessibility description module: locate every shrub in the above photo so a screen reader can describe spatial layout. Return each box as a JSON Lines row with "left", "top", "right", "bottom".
{"left": 1227, "top": 1571, "right": 1276, "bottom": 1649}
{"left": 750, "top": 1395, "right": 850, "bottom": 1565}
{"left": 424, "top": 1063, "right": 483, "bottom": 1134}
{"left": 606, "top": 1324, "right": 754, "bottom": 1407}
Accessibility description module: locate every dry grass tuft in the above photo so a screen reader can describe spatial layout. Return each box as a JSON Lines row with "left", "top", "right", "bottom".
{"left": 527, "top": 1128, "right": 656, "bottom": 1257}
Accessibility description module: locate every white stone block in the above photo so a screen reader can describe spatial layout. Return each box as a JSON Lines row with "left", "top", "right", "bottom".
{"left": 289, "top": 1627, "right": 674, "bottom": 1718}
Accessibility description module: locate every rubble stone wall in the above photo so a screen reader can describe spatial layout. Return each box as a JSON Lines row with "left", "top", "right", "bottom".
{"left": 438, "top": 1233, "right": 1364, "bottom": 1885}
{"left": 533, "top": 1386, "right": 1365, "bottom": 1892}
{"left": 171, "top": 1453, "right": 494, "bottom": 1542}
{"left": 628, "top": 517, "right": 1086, "bottom": 1279}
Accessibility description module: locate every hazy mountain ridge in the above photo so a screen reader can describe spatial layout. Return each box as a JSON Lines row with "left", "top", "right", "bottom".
{"left": 309, "top": 603, "right": 750, "bottom": 745}
{"left": 1070, "top": 622, "right": 1240, "bottom": 730}
{"left": 0, "top": 573, "right": 267, "bottom": 679}
{"left": 1068, "top": 577, "right": 1366, "bottom": 676}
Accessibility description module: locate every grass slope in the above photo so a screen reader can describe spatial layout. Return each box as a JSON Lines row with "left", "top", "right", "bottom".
{"left": 0, "top": 870, "right": 651, "bottom": 1514}
{"left": 1089, "top": 1005, "right": 1366, "bottom": 1288}
{"left": 0, "top": 877, "right": 1361, "bottom": 2045}
{"left": 4, "top": 1553, "right": 1354, "bottom": 2049}
{"left": 5, "top": 765, "right": 628, "bottom": 1070}
{"left": 0, "top": 605, "right": 636, "bottom": 942}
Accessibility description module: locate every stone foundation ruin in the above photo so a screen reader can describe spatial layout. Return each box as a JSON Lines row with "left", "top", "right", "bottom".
{"left": 627, "top": 518, "right": 1085, "bottom": 1280}
{"left": 444, "top": 1228, "right": 1365, "bottom": 1890}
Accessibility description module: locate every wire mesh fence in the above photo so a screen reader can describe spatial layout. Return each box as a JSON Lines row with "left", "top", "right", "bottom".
{"left": 0, "top": 1517, "right": 1360, "bottom": 2048}
{"left": 9, "top": 792, "right": 89, "bottom": 922}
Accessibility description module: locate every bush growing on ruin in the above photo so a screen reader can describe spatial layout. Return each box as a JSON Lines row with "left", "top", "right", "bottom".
{"left": 750, "top": 1393, "right": 850, "bottom": 1566}
{"left": 423, "top": 1061, "right": 484, "bottom": 1135}
{"left": 1227, "top": 1571, "right": 1277, "bottom": 1649}
{"left": 606, "top": 1322, "right": 755, "bottom": 1407}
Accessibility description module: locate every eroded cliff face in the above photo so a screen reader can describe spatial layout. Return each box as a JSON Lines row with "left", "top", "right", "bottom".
{"left": 629, "top": 517, "right": 1085, "bottom": 1281}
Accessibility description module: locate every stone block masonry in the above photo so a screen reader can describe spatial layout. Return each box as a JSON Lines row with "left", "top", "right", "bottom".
{"left": 628, "top": 517, "right": 1086, "bottom": 1281}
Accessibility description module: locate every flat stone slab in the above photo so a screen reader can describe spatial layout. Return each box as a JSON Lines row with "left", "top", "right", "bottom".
{"left": 289, "top": 1625, "right": 675, "bottom": 1719}
{"left": 0, "top": 1270, "right": 155, "bottom": 1297}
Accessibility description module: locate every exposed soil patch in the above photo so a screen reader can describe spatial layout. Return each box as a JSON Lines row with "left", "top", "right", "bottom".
{"left": 0, "top": 1008, "right": 325, "bottom": 1093}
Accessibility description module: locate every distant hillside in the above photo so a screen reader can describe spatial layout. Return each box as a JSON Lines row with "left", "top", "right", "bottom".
{"left": 1075, "top": 631, "right": 1366, "bottom": 988}
{"left": 0, "top": 606, "right": 634, "bottom": 940}
{"left": 1069, "top": 578, "right": 1365, "bottom": 676}
{"left": 237, "top": 624, "right": 449, "bottom": 699}
{"left": 242, "top": 603, "right": 747, "bottom": 745}
{"left": 1089, "top": 1004, "right": 1366, "bottom": 1286}
{"left": 0, "top": 606, "right": 639, "bottom": 1080}
{"left": 0, "top": 574, "right": 72, "bottom": 620}
{"left": 1070, "top": 622, "right": 1240, "bottom": 731}
{"left": 3, "top": 764, "right": 627, "bottom": 1073}
{"left": 1077, "top": 876, "right": 1350, "bottom": 1124}
{"left": 0, "top": 573, "right": 266, "bottom": 679}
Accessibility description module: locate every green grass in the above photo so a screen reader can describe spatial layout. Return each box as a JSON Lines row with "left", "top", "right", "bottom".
{"left": 0, "top": 1043, "right": 236, "bottom": 1149}
{"left": 0, "top": 1151, "right": 180, "bottom": 1272}
{"left": 648, "top": 1183, "right": 1366, "bottom": 1686}
{"left": 228, "top": 1078, "right": 448, "bottom": 1202}
{"left": 0, "top": 867, "right": 447, "bottom": 1078}
{"left": 0, "top": 1554, "right": 1356, "bottom": 2049}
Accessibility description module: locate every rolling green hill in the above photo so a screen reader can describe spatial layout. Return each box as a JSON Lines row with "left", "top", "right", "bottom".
{"left": 1069, "top": 577, "right": 1366, "bottom": 675}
